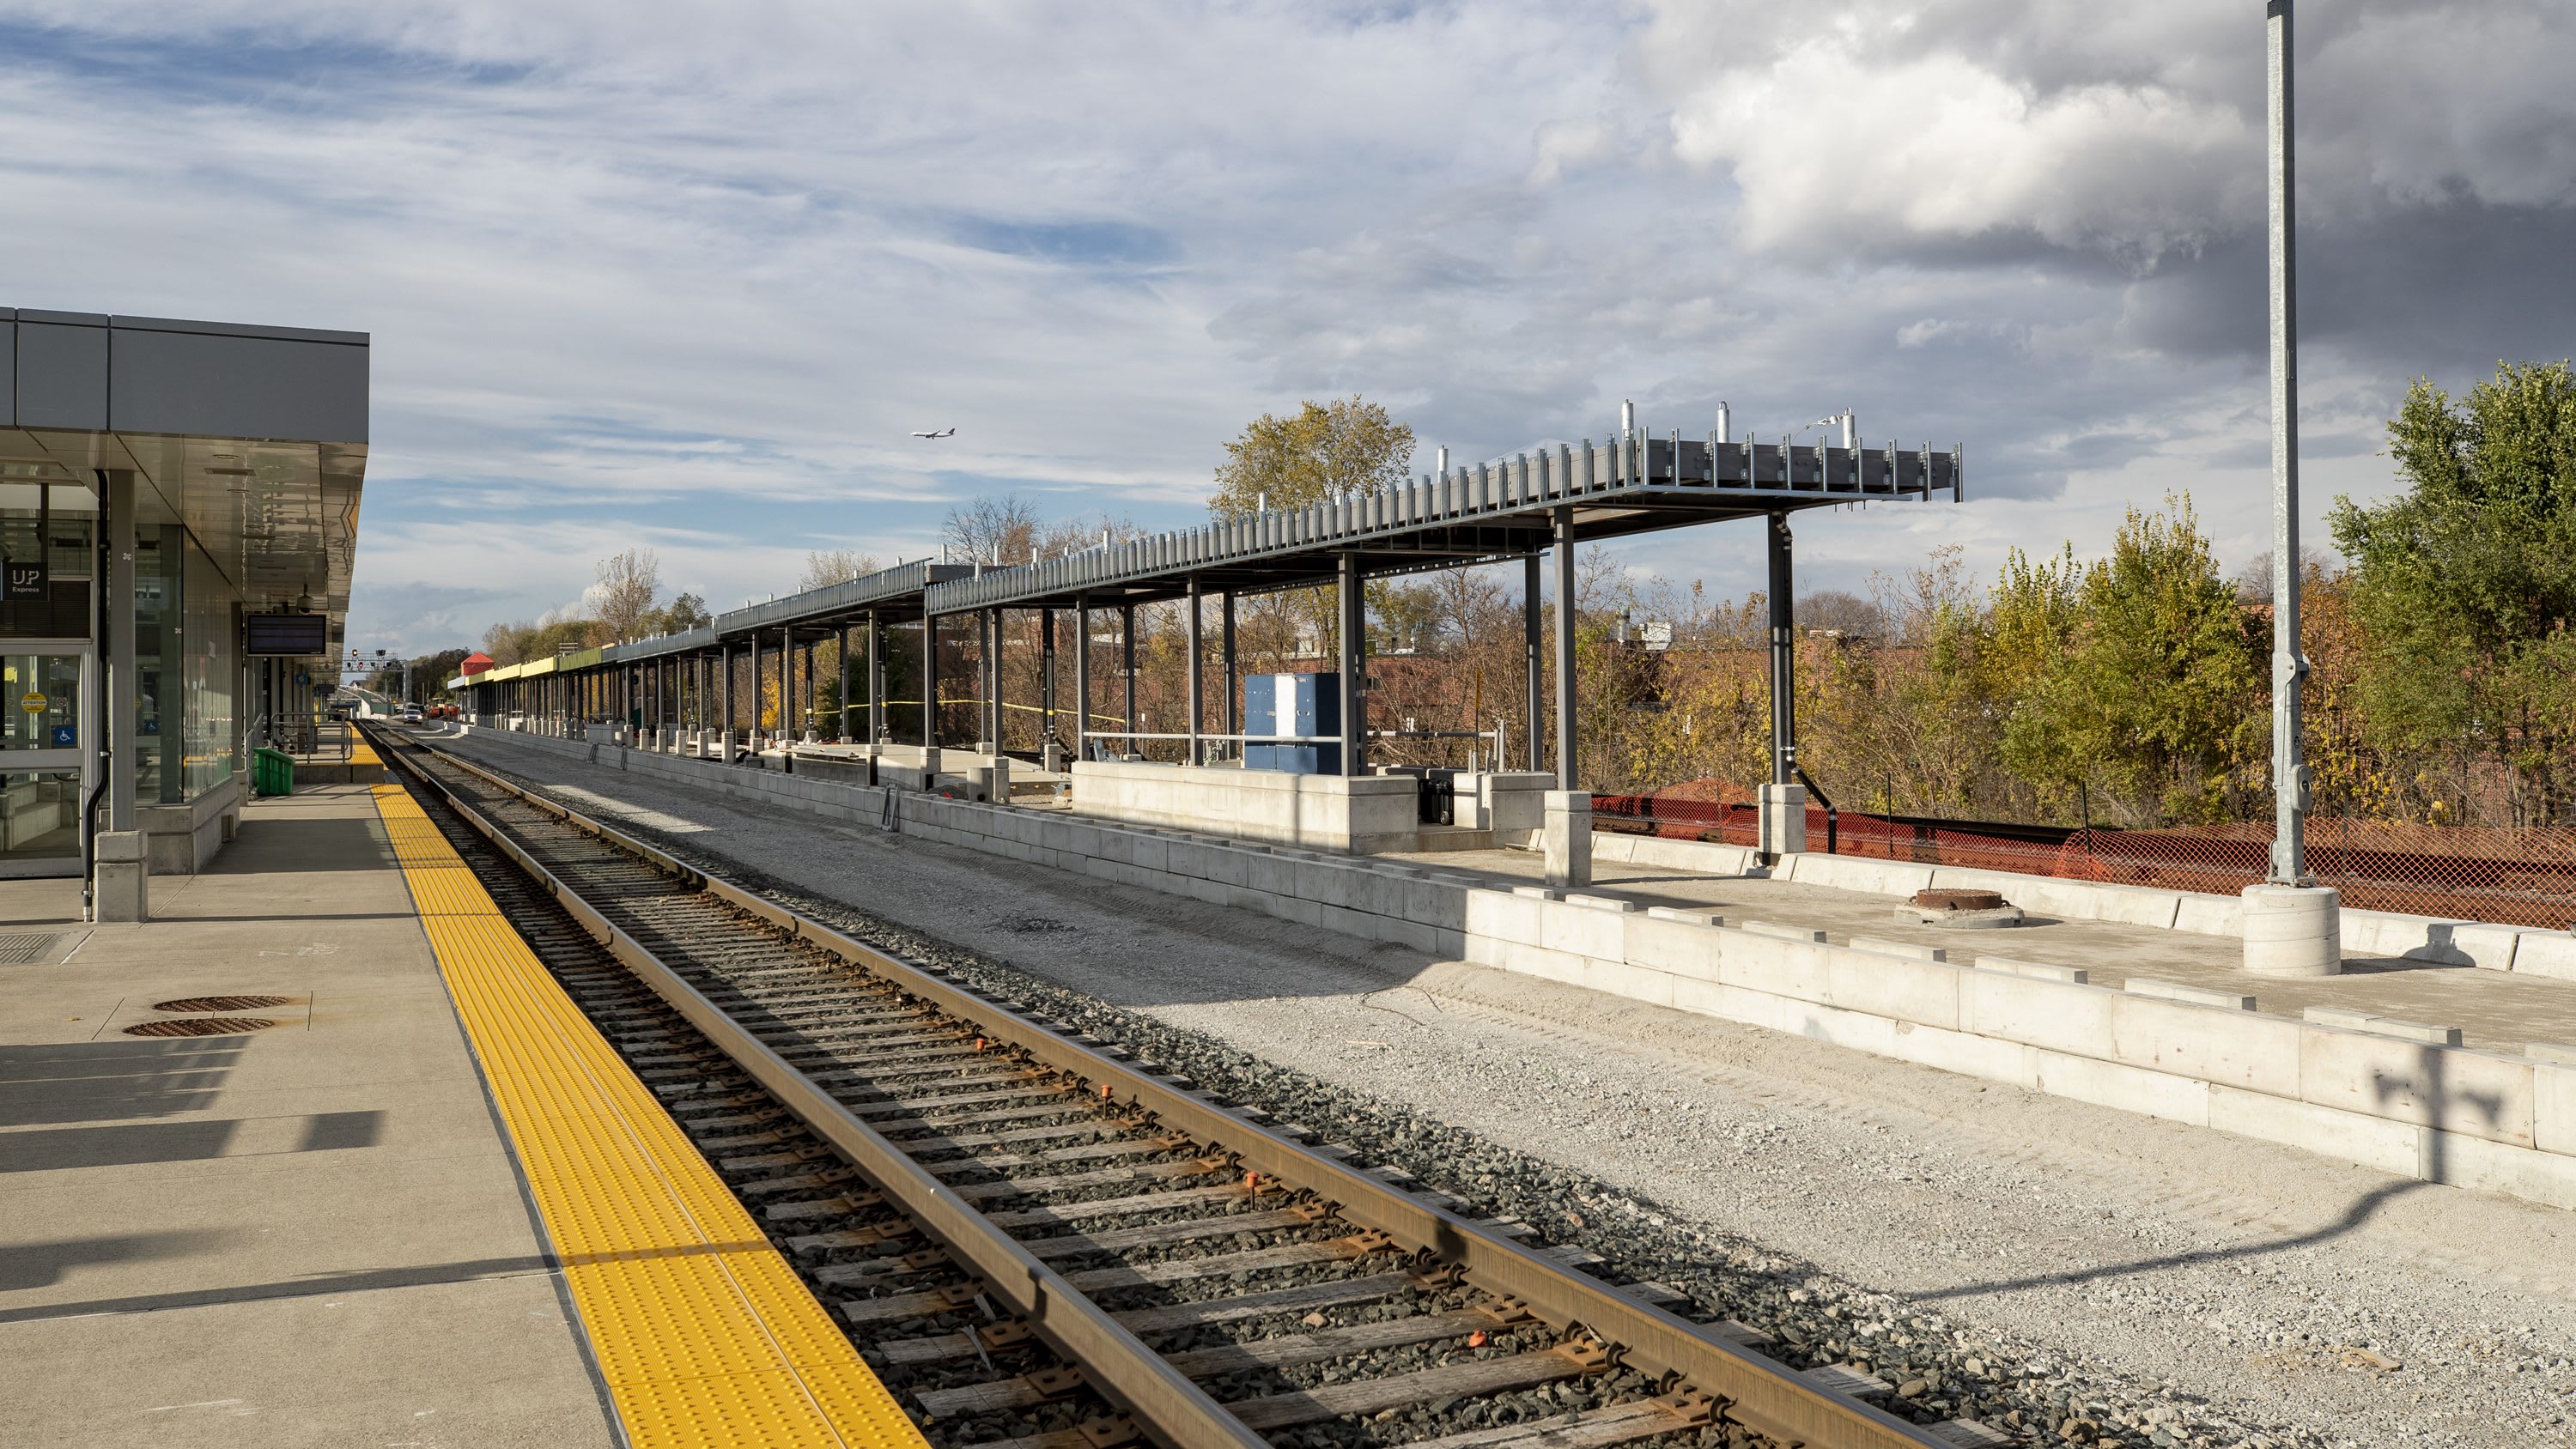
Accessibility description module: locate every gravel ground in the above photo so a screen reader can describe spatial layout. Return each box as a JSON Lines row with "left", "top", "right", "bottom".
{"left": 443, "top": 735, "right": 2576, "bottom": 1448}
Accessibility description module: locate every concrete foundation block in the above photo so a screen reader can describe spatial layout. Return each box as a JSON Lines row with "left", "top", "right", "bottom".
{"left": 1756, "top": 783, "right": 1806, "bottom": 857}
{"left": 2298, "top": 1028, "right": 2535, "bottom": 1147}
{"left": 1542, "top": 791, "right": 1592, "bottom": 888}
{"left": 2110, "top": 994, "right": 2302, "bottom": 1097}
{"left": 94, "top": 830, "right": 149, "bottom": 922}
{"left": 2241, "top": 883, "right": 2341, "bottom": 976}
{"left": 2032, "top": 1048, "right": 2211, "bottom": 1126}
{"left": 1739, "top": 920, "right": 1826, "bottom": 943}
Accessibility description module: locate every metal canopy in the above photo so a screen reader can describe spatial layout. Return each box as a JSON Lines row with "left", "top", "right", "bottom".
{"left": 460, "top": 431, "right": 1959, "bottom": 694}
{"left": 927, "top": 434, "right": 1959, "bottom": 615}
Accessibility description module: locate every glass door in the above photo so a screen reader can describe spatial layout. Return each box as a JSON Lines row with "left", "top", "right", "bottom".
{"left": 0, "top": 645, "right": 90, "bottom": 875}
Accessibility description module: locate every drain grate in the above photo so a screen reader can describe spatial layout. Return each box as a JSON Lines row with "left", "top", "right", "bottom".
{"left": 0, "top": 931, "right": 60, "bottom": 964}
{"left": 152, "top": 996, "right": 295, "bottom": 1013}
{"left": 125, "top": 1017, "right": 277, "bottom": 1038}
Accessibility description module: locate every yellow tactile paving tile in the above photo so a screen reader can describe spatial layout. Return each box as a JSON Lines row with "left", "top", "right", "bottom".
{"left": 349, "top": 737, "right": 382, "bottom": 767}
{"left": 372, "top": 783, "right": 927, "bottom": 1449}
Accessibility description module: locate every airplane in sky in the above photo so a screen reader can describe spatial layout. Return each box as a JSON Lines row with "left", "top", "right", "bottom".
{"left": 910, "top": 427, "right": 957, "bottom": 439}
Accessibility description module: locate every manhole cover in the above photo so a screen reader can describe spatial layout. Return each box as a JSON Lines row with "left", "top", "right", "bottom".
{"left": 152, "top": 996, "right": 295, "bottom": 1013}
{"left": 1911, "top": 888, "right": 2010, "bottom": 911}
{"left": 0, "top": 931, "right": 59, "bottom": 964}
{"left": 125, "top": 1017, "right": 277, "bottom": 1038}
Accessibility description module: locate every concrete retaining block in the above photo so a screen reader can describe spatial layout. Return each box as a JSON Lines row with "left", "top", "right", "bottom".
{"left": 2209, "top": 1084, "right": 2428, "bottom": 1179}
{"left": 1779, "top": 997, "right": 1899, "bottom": 1056}
{"left": 2438, "top": 1131, "right": 2576, "bottom": 1210}
{"left": 2032, "top": 1048, "right": 2211, "bottom": 1125}
{"left": 1845, "top": 935, "right": 1947, "bottom": 962}
{"left": 1826, "top": 952, "right": 1963, "bottom": 1031}
{"left": 1961, "top": 970, "right": 2115, "bottom": 1058}
{"left": 1884, "top": 1019, "right": 2039, "bottom": 1088}
{"left": 2298, "top": 1028, "right": 2535, "bottom": 1147}
{"left": 1972, "top": 956, "right": 2088, "bottom": 985}
{"left": 2515, "top": 933, "right": 2576, "bottom": 982}
{"left": 2537, "top": 1060, "right": 2576, "bottom": 1157}
{"left": 1646, "top": 906, "right": 1722, "bottom": 927}
{"left": 2124, "top": 978, "right": 2257, "bottom": 1010}
{"left": 1621, "top": 914, "right": 1722, "bottom": 984}
{"left": 1538, "top": 898, "right": 1627, "bottom": 964}
{"left": 2109, "top": 994, "right": 2303, "bottom": 1098}
{"left": 2301, "top": 1006, "right": 2463, "bottom": 1046}
{"left": 1740, "top": 920, "right": 1826, "bottom": 943}
{"left": 1715, "top": 931, "right": 1832, "bottom": 1006}
{"left": 1583, "top": 958, "right": 1675, "bottom": 1007}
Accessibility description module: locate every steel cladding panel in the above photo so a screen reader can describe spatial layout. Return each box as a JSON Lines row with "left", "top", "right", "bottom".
{"left": 16, "top": 320, "right": 108, "bottom": 430}
{"left": 108, "top": 327, "right": 368, "bottom": 443}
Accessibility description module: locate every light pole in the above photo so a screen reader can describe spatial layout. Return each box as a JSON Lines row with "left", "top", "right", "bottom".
{"left": 2246, "top": 0, "right": 2341, "bottom": 977}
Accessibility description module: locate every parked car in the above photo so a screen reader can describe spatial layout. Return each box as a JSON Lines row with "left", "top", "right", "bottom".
{"left": 398, "top": 703, "right": 423, "bottom": 722}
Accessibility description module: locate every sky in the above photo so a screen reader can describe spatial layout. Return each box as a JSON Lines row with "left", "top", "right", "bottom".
{"left": 3, "top": 0, "right": 2571, "bottom": 655}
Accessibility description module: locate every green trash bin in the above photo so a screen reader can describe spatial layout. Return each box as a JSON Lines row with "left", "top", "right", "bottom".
{"left": 253, "top": 747, "right": 295, "bottom": 797}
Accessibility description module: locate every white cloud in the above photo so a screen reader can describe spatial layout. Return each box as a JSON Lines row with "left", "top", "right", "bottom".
{"left": 0, "top": 0, "right": 2565, "bottom": 659}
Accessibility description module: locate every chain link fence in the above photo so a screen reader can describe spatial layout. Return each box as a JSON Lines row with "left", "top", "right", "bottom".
{"left": 1594, "top": 785, "right": 2576, "bottom": 931}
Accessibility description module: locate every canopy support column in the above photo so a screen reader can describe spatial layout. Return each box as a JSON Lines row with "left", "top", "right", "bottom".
{"left": 1185, "top": 576, "right": 1203, "bottom": 767}
{"left": 1339, "top": 551, "right": 1364, "bottom": 779}
{"left": 1524, "top": 551, "right": 1543, "bottom": 773}
{"left": 1552, "top": 506, "right": 1576, "bottom": 789}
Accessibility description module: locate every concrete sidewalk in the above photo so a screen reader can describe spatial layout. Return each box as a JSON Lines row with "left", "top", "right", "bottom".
{"left": 0, "top": 785, "right": 615, "bottom": 1449}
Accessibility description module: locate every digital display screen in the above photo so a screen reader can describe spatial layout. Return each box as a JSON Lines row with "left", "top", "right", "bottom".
{"left": 246, "top": 613, "right": 329, "bottom": 656}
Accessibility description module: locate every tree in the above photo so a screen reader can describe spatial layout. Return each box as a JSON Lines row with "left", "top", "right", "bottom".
{"left": 482, "top": 620, "right": 526, "bottom": 667}
{"left": 2330, "top": 361, "right": 2576, "bottom": 819}
{"left": 590, "top": 548, "right": 661, "bottom": 645}
{"left": 943, "top": 496, "right": 1042, "bottom": 567}
{"left": 1208, "top": 397, "right": 1415, "bottom": 518}
{"left": 799, "top": 549, "right": 879, "bottom": 591}
{"left": 1999, "top": 499, "right": 2262, "bottom": 825}
{"left": 643, "top": 591, "right": 710, "bottom": 635}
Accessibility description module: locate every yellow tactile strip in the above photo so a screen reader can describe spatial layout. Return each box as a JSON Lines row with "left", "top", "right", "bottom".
{"left": 373, "top": 783, "right": 927, "bottom": 1449}
{"left": 350, "top": 738, "right": 382, "bottom": 767}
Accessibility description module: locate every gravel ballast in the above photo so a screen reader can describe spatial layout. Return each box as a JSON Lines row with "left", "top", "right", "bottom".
{"left": 438, "top": 734, "right": 2576, "bottom": 1447}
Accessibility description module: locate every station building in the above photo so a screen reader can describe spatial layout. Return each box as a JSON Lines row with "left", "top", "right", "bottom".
{"left": 0, "top": 306, "right": 368, "bottom": 904}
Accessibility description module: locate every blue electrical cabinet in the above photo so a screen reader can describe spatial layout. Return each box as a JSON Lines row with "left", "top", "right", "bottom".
{"left": 1242, "top": 671, "right": 1340, "bottom": 774}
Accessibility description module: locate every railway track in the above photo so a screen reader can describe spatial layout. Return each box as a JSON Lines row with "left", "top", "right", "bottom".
{"left": 368, "top": 725, "right": 1992, "bottom": 1449}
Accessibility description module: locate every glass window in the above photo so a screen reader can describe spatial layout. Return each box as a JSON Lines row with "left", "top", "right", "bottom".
{"left": 0, "top": 653, "right": 82, "bottom": 750}
{"left": 182, "top": 535, "right": 237, "bottom": 797}
{"left": 0, "top": 768, "right": 82, "bottom": 860}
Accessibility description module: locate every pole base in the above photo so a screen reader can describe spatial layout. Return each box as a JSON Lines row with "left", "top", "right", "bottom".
{"left": 2242, "top": 883, "right": 2341, "bottom": 977}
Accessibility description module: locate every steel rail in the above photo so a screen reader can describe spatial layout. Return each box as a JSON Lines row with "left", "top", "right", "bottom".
{"left": 380, "top": 726, "right": 1955, "bottom": 1449}
{"left": 372, "top": 728, "right": 1267, "bottom": 1449}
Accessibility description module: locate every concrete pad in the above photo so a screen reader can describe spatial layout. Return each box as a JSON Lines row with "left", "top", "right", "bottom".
{"left": 0, "top": 785, "right": 613, "bottom": 1449}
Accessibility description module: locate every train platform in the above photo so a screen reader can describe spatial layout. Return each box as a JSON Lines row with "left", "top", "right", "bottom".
{"left": 1379, "top": 842, "right": 2576, "bottom": 1057}
{"left": 0, "top": 779, "right": 919, "bottom": 1449}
